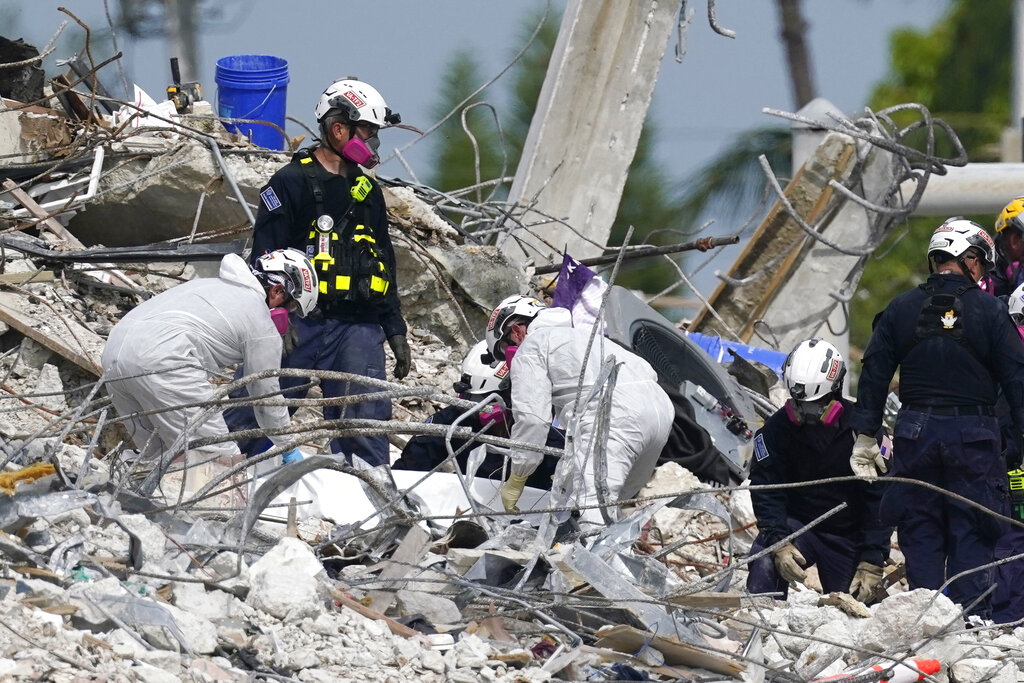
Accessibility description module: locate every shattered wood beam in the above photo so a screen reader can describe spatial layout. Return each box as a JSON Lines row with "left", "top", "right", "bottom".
{"left": 2, "top": 179, "right": 140, "bottom": 291}
{"left": 688, "top": 136, "right": 858, "bottom": 341}
{"left": 0, "top": 291, "right": 103, "bottom": 375}
{"left": 499, "top": 0, "right": 683, "bottom": 265}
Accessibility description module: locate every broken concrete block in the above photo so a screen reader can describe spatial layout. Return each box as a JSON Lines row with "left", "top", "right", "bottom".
{"left": 172, "top": 581, "right": 240, "bottom": 622}
{"left": 204, "top": 551, "right": 250, "bottom": 597}
{"left": 11, "top": 337, "right": 52, "bottom": 377}
{"left": 859, "top": 589, "right": 961, "bottom": 652}
{"left": 132, "top": 662, "right": 181, "bottom": 683}
{"left": 246, "top": 537, "right": 324, "bottom": 621}
{"left": 420, "top": 648, "right": 446, "bottom": 674}
{"left": 35, "top": 362, "right": 66, "bottom": 412}
{"left": 120, "top": 513, "right": 168, "bottom": 571}
{"left": 951, "top": 658, "right": 1016, "bottom": 683}
{"left": 452, "top": 634, "right": 495, "bottom": 669}
{"left": 141, "top": 601, "right": 218, "bottom": 654}
{"left": 395, "top": 589, "right": 462, "bottom": 626}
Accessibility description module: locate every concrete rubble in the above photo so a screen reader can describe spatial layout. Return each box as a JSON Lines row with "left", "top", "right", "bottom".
{"left": 0, "top": 18, "right": 1017, "bottom": 683}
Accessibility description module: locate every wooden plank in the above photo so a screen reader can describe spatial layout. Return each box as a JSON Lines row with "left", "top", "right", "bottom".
{"left": 0, "top": 291, "right": 103, "bottom": 376}
{"left": 364, "top": 524, "right": 432, "bottom": 615}
{"left": 0, "top": 271, "right": 55, "bottom": 284}
{"left": 328, "top": 588, "right": 418, "bottom": 639}
{"left": 595, "top": 623, "right": 745, "bottom": 677}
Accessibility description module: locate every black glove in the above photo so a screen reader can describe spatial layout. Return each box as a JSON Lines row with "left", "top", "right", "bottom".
{"left": 281, "top": 325, "right": 299, "bottom": 358}
{"left": 387, "top": 334, "right": 411, "bottom": 380}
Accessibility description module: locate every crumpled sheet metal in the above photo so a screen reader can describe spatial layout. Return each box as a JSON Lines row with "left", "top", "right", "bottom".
{"left": 0, "top": 488, "right": 96, "bottom": 532}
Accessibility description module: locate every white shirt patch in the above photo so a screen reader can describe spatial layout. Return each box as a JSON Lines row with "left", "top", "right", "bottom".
{"left": 260, "top": 186, "right": 282, "bottom": 211}
{"left": 754, "top": 433, "right": 769, "bottom": 461}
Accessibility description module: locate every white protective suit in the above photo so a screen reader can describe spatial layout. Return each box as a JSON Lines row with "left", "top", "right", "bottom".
{"left": 508, "top": 307, "right": 674, "bottom": 523}
{"left": 101, "top": 254, "right": 290, "bottom": 468}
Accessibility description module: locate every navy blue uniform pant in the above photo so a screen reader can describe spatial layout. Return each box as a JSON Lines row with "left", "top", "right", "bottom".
{"left": 224, "top": 316, "right": 390, "bottom": 466}
{"left": 746, "top": 518, "right": 858, "bottom": 598}
{"left": 881, "top": 409, "right": 1007, "bottom": 619}
{"left": 993, "top": 522, "right": 1024, "bottom": 623}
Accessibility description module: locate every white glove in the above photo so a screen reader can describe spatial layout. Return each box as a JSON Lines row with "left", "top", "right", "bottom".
{"left": 851, "top": 432, "right": 889, "bottom": 477}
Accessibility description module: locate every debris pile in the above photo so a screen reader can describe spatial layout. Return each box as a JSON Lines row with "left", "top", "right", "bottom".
{"left": 0, "top": 12, "right": 1018, "bottom": 683}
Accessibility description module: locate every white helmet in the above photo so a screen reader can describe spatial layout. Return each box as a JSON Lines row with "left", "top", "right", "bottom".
{"left": 253, "top": 248, "right": 319, "bottom": 317}
{"left": 782, "top": 338, "right": 845, "bottom": 402}
{"left": 927, "top": 217, "right": 996, "bottom": 270}
{"left": 1010, "top": 282, "right": 1024, "bottom": 326}
{"left": 454, "top": 341, "right": 510, "bottom": 395}
{"left": 314, "top": 78, "right": 400, "bottom": 127}
{"left": 485, "top": 295, "right": 548, "bottom": 361}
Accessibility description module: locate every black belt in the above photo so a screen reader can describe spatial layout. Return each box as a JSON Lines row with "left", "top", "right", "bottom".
{"left": 905, "top": 404, "right": 995, "bottom": 417}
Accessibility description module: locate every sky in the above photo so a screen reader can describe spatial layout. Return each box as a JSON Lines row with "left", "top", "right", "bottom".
{"left": 7, "top": 0, "right": 949, "bottom": 184}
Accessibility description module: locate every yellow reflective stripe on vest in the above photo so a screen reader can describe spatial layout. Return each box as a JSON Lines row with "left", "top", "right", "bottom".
{"left": 336, "top": 275, "right": 351, "bottom": 291}
{"left": 370, "top": 276, "right": 388, "bottom": 294}
{"left": 300, "top": 156, "right": 313, "bottom": 165}
{"left": 353, "top": 234, "right": 376, "bottom": 243}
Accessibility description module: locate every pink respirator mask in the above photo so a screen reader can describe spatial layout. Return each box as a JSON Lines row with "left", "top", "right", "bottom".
{"left": 341, "top": 135, "right": 380, "bottom": 168}
{"left": 270, "top": 307, "right": 290, "bottom": 335}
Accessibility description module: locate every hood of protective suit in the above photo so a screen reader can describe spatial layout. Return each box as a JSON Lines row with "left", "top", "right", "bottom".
{"left": 220, "top": 253, "right": 267, "bottom": 298}
{"left": 102, "top": 253, "right": 289, "bottom": 436}
{"left": 526, "top": 306, "right": 573, "bottom": 332}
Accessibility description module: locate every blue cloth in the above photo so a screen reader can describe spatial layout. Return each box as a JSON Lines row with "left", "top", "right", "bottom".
{"left": 281, "top": 448, "right": 304, "bottom": 464}
{"left": 225, "top": 316, "right": 391, "bottom": 466}
{"left": 881, "top": 408, "right": 1008, "bottom": 619}
{"left": 746, "top": 517, "right": 859, "bottom": 599}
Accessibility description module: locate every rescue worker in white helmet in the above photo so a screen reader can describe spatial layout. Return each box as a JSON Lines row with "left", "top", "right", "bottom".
{"left": 392, "top": 340, "right": 563, "bottom": 486}
{"left": 225, "top": 78, "right": 407, "bottom": 467}
{"left": 747, "top": 339, "right": 892, "bottom": 603}
{"left": 488, "top": 295, "right": 674, "bottom": 525}
{"left": 101, "top": 249, "right": 318, "bottom": 492}
{"left": 853, "top": 217, "right": 1024, "bottom": 622}
{"left": 984, "top": 197, "right": 1024, "bottom": 296}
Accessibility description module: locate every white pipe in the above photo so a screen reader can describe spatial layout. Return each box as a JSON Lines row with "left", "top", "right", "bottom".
{"left": 904, "top": 162, "right": 1024, "bottom": 217}
{"left": 9, "top": 146, "right": 105, "bottom": 218}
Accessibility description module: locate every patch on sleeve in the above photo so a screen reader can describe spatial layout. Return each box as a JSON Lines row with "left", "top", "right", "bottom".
{"left": 260, "top": 186, "right": 282, "bottom": 212}
{"left": 754, "top": 433, "right": 769, "bottom": 461}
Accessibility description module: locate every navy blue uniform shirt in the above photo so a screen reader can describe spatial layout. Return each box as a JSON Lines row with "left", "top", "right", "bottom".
{"left": 852, "top": 272, "right": 1024, "bottom": 435}
{"left": 750, "top": 398, "right": 891, "bottom": 566}
{"left": 251, "top": 148, "right": 406, "bottom": 338}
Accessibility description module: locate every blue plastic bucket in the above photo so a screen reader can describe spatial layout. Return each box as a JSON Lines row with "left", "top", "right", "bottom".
{"left": 685, "top": 331, "right": 788, "bottom": 377}
{"left": 215, "top": 55, "right": 289, "bottom": 150}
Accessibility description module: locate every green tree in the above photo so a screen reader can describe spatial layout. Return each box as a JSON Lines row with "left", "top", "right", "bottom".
{"left": 852, "top": 0, "right": 1011, "bottom": 351}
{"left": 426, "top": 50, "right": 505, "bottom": 202}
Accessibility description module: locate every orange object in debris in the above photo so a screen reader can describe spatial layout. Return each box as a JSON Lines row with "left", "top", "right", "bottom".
{"left": 0, "top": 462, "right": 56, "bottom": 495}
{"left": 813, "top": 659, "right": 941, "bottom": 682}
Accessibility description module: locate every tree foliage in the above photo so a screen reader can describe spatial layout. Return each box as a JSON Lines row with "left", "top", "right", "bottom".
{"left": 851, "top": 0, "right": 1011, "bottom": 350}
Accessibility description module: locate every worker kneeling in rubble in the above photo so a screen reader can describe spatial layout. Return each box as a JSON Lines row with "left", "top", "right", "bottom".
{"left": 747, "top": 339, "right": 892, "bottom": 603}
{"left": 100, "top": 249, "right": 318, "bottom": 492}
{"left": 487, "top": 295, "right": 673, "bottom": 524}
{"left": 392, "top": 340, "right": 562, "bottom": 487}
